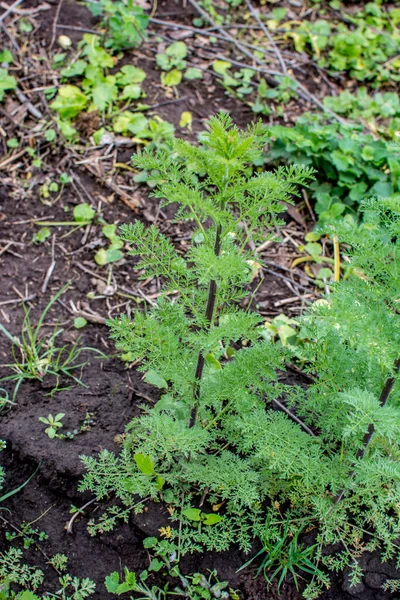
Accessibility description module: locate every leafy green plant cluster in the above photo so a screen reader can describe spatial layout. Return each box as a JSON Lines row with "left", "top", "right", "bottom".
{"left": 0, "top": 545, "right": 95, "bottom": 600}
{"left": 283, "top": 3, "right": 400, "bottom": 83}
{"left": 0, "top": 548, "right": 44, "bottom": 593}
{"left": 86, "top": 0, "right": 149, "bottom": 51}
{"left": 267, "top": 113, "right": 400, "bottom": 223}
{"left": 34, "top": 203, "right": 125, "bottom": 266}
{"left": 78, "top": 116, "right": 400, "bottom": 596}
{"left": 156, "top": 42, "right": 203, "bottom": 87}
{"left": 50, "top": 34, "right": 174, "bottom": 144}
{"left": 323, "top": 88, "right": 400, "bottom": 139}
{"left": 39, "top": 412, "right": 95, "bottom": 441}
{"left": 105, "top": 538, "right": 237, "bottom": 599}
{"left": 212, "top": 60, "right": 298, "bottom": 118}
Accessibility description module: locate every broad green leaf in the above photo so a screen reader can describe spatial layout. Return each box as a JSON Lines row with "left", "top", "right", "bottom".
{"left": 117, "top": 581, "right": 136, "bottom": 594}
{"left": 212, "top": 61, "right": 237, "bottom": 86}
{"left": 19, "top": 592, "right": 40, "bottom": 600}
{"left": 318, "top": 267, "right": 333, "bottom": 280}
{"left": 92, "top": 127, "right": 106, "bottom": 145}
{"left": 113, "top": 111, "right": 148, "bottom": 135}
{"left": 304, "top": 242, "right": 322, "bottom": 257}
{"left": 0, "top": 50, "right": 13, "bottom": 63}
{"left": 161, "top": 69, "right": 182, "bottom": 87}
{"left": 117, "top": 65, "right": 146, "bottom": 85}
{"left": 60, "top": 59, "right": 87, "bottom": 78}
{"left": 102, "top": 224, "right": 118, "bottom": 239}
{"left": 119, "top": 84, "right": 142, "bottom": 100}
{"left": 50, "top": 85, "right": 88, "bottom": 119}
{"left": 74, "top": 317, "right": 87, "bottom": 329}
{"left": 213, "top": 60, "right": 231, "bottom": 75}
{"left": 305, "top": 232, "right": 321, "bottom": 242}
{"left": 94, "top": 248, "right": 124, "bottom": 265}
{"left": 0, "top": 68, "right": 17, "bottom": 101}
{"left": 182, "top": 508, "right": 202, "bottom": 521}
{"left": 277, "top": 324, "right": 298, "bottom": 346}
{"left": 203, "top": 513, "right": 223, "bottom": 525}
{"left": 44, "top": 129, "right": 56, "bottom": 142}
{"left": 144, "top": 369, "right": 168, "bottom": 389}
{"left": 143, "top": 537, "right": 158, "bottom": 549}
{"left": 82, "top": 34, "right": 114, "bottom": 68}
{"left": 55, "top": 119, "right": 77, "bottom": 139}
{"left": 104, "top": 573, "right": 120, "bottom": 594}
{"left": 179, "top": 111, "right": 192, "bottom": 130}
{"left": 33, "top": 227, "right": 51, "bottom": 244}
{"left": 92, "top": 80, "right": 117, "bottom": 111}
{"left": 73, "top": 203, "right": 95, "bottom": 223}
{"left": 149, "top": 558, "right": 163, "bottom": 572}
{"left": 166, "top": 41, "right": 187, "bottom": 59}
{"left": 184, "top": 67, "right": 202, "bottom": 80}
{"left": 109, "top": 238, "right": 124, "bottom": 250}
{"left": 156, "top": 53, "right": 170, "bottom": 71}
{"left": 155, "top": 475, "right": 164, "bottom": 490}
{"left": 134, "top": 453, "right": 155, "bottom": 475}
{"left": 205, "top": 353, "right": 222, "bottom": 370}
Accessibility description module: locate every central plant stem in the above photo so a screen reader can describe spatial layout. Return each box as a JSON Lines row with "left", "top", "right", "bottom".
{"left": 189, "top": 224, "right": 222, "bottom": 429}
{"left": 335, "top": 356, "right": 400, "bottom": 503}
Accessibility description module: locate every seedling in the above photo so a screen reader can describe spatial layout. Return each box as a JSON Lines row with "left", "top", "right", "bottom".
{"left": 50, "top": 34, "right": 175, "bottom": 146}
{"left": 0, "top": 285, "right": 106, "bottom": 401}
{"left": 94, "top": 223, "right": 124, "bottom": 266}
{"left": 6, "top": 522, "right": 48, "bottom": 549}
{"left": 262, "top": 314, "right": 299, "bottom": 347}
{"left": 86, "top": 0, "right": 149, "bottom": 50}
{"left": 182, "top": 508, "right": 223, "bottom": 526}
{"left": 238, "top": 519, "right": 326, "bottom": 592}
{"left": 0, "top": 65, "right": 16, "bottom": 101}
{"left": 39, "top": 413, "right": 65, "bottom": 439}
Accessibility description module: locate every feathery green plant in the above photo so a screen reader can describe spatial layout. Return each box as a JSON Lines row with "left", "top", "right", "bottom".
{"left": 108, "top": 112, "right": 314, "bottom": 429}
{"left": 80, "top": 113, "right": 320, "bottom": 553}
{"left": 80, "top": 116, "right": 400, "bottom": 596}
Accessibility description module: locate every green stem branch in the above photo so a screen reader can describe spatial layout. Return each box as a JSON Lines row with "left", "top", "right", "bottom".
{"left": 189, "top": 224, "right": 222, "bottom": 429}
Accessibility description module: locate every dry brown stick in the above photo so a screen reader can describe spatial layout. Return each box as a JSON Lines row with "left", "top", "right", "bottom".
{"left": 186, "top": 0, "right": 345, "bottom": 123}
{"left": 15, "top": 88, "right": 43, "bottom": 119}
{"left": 0, "top": 294, "right": 36, "bottom": 306}
{"left": 41, "top": 234, "right": 56, "bottom": 293}
{"left": 0, "top": 2, "right": 51, "bottom": 16}
{"left": 243, "top": 0, "right": 287, "bottom": 75}
{"left": 65, "top": 497, "right": 97, "bottom": 534}
{"left": 272, "top": 398, "right": 315, "bottom": 436}
{"left": 150, "top": 17, "right": 276, "bottom": 57}
{"left": 0, "top": 0, "right": 23, "bottom": 22}
{"left": 56, "top": 23, "right": 98, "bottom": 35}
{"left": 0, "top": 148, "right": 26, "bottom": 170}
{"left": 49, "top": 0, "right": 64, "bottom": 49}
